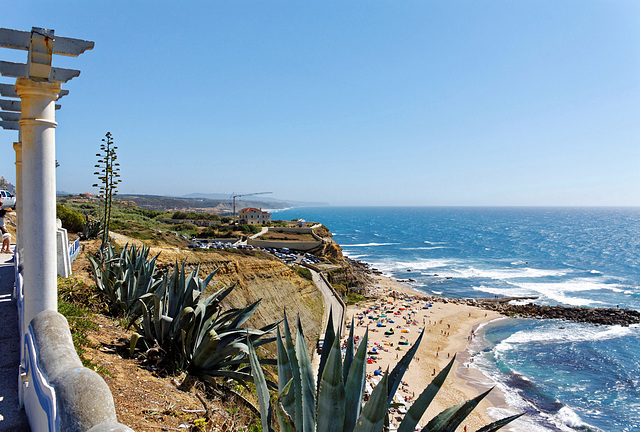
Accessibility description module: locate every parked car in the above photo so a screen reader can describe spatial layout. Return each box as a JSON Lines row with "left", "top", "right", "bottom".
{"left": 0, "top": 190, "right": 16, "bottom": 209}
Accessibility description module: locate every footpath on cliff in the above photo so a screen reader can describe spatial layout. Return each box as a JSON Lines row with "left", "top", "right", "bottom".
{"left": 0, "top": 246, "right": 30, "bottom": 431}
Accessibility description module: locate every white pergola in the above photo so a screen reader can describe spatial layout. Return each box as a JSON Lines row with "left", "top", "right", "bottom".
{"left": 0, "top": 27, "right": 93, "bottom": 335}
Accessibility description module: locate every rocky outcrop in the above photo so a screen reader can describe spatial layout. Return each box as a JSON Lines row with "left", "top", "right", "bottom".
{"left": 474, "top": 300, "right": 640, "bottom": 326}
{"left": 388, "top": 290, "right": 640, "bottom": 327}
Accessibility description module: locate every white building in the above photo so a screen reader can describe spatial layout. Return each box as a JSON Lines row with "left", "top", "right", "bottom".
{"left": 239, "top": 207, "right": 271, "bottom": 225}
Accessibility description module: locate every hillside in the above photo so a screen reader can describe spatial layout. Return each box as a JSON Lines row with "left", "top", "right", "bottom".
{"left": 55, "top": 196, "right": 381, "bottom": 429}
{"left": 68, "top": 232, "right": 324, "bottom": 430}
{"left": 118, "top": 194, "right": 294, "bottom": 214}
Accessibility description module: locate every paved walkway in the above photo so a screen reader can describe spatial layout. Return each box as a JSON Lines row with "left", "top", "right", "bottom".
{"left": 0, "top": 248, "right": 30, "bottom": 430}
{"left": 310, "top": 269, "right": 344, "bottom": 336}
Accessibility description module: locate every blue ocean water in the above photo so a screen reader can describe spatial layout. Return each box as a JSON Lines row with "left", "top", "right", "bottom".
{"left": 273, "top": 207, "right": 640, "bottom": 431}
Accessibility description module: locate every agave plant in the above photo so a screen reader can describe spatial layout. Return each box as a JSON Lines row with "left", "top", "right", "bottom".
{"left": 87, "top": 243, "right": 161, "bottom": 320}
{"left": 131, "top": 261, "right": 280, "bottom": 386}
{"left": 81, "top": 217, "right": 102, "bottom": 240}
{"left": 249, "top": 311, "right": 523, "bottom": 432}
{"left": 134, "top": 261, "right": 217, "bottom": 348}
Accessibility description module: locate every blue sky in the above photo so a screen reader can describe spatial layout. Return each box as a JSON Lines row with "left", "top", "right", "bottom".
{"left": 2, "top": 1, "right": 640, "bottom": 206}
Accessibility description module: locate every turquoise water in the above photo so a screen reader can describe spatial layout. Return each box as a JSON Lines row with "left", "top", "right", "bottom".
{"left": 273, "top": 207, "right": 640, "bottom": 431}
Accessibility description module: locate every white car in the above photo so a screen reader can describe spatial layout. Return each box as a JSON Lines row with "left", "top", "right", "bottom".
{"left": 0, "top": 190, "right": 16, "bottom": 209}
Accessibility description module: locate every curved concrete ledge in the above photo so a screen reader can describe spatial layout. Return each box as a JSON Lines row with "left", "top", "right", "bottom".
{"left": 29, "top": 310, "right": 134, "bottom": 432}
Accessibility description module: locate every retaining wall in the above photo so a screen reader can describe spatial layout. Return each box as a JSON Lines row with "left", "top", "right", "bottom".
{"left": 16, "top": 255, "right": 133, "bottom": 432}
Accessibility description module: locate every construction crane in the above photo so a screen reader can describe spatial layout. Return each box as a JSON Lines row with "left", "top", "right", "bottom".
{"left": 231, "top": 191, "right": 272, "bottom": 222}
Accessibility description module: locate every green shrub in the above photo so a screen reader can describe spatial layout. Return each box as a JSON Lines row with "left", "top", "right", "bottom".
{"left": 240, "top": 224, "right": 260, "bottom": 235}
{"left": 346, "top": 292, "right": 367, "bottom": 305}
{"left": 293, "top": 265, "right": 313, "bottom": 281}
{"left": 57, "top": 203, "right": 85, "bottom": 233}
{"left": 173, "top": 223, "right": 198, "bottom": 231}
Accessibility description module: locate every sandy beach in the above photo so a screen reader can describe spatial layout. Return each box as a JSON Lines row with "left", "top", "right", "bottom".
{"left": 346, "top": 274, "right": 506, "bottom": 431}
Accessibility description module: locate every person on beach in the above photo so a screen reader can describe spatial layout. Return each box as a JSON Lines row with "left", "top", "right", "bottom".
{"left": 0, "top": 209, "right": 11, "bottom": 253}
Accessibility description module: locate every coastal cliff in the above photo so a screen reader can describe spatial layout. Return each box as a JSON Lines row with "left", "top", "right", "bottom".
{"left": 107, "top": 233, "right": 324, "bottom": 347}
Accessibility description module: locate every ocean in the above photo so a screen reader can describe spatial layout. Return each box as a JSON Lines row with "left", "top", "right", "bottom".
{"left": 272, "top": 207, "right": 640, "bottom": 432}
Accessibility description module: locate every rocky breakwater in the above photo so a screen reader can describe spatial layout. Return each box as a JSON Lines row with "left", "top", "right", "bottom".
{"left": 385, "top": 289, "right": 640, "bottom": 326}
{"left": 474, "top": 299, "right": 640, "bottom": 326}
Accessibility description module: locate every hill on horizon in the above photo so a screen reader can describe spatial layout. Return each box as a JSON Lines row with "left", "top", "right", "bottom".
{"left": 182, "top": 192, "right": 329, "bottom": 207}
{"left": 114, "top": 194, "right": 327, "bottom": 214}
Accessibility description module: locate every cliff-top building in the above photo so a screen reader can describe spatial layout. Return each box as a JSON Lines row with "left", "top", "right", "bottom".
{"left": 239, "top": 207, "right": 271, "bottom": 225}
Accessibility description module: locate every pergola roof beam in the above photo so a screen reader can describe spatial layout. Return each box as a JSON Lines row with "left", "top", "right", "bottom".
{"left": 0, "top": 120, "right": 19, "bottom": 130}
{"left": 0, "top": 99, "right": 60, "bottom": 111}
{"left": 0, "top": 61, "right": 80, "bottom": 83}
{"left": 0, "top": 27, "right": 94, "bottom": 57}
{"left": 0, "top": 111, "right": 20, "bottom": 121}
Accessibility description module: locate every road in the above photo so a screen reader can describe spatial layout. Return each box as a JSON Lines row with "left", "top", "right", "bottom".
{"left": 310, "top": 269, "right": 344, "bottom": 337}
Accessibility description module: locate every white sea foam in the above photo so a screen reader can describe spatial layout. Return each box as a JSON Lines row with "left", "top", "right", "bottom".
{"left": 474, "top": 356, "right": 604, "bottom": 432}
{"left": 343, "top": 254, "right": 369, "bottom": 260}
{"left": 589, "top": 270, "right": 603, "bottom": 275}
{"left": 402, "top": 264, "right": 570, "bottom": 280}
{"left": 424, "top": 240, "right": 447, "bottom": 245}
{"left": 341, "top": 242, "right": 399, "bottom": 247}
{"left": 494, "top": 324, "right": 636, "bottom": 354}
{"left": 473, "top": 278, "right": 627, "bottom": 307}
{"left": 399, "top": 246, "right": 450, "bottom": 251}
{"left": 516, "top": 281, "right": 610, "bottom": 306}
{"left": 391, "top": 259, "right": 458, "bottom": 271}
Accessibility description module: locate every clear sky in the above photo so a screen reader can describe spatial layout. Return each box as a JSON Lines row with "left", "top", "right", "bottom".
{"left": 2, "top": 1, "right": 640, "bottom": 206}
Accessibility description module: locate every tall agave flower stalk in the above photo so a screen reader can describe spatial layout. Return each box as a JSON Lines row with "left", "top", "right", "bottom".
{"left": 249, "top": 311, "right": 523, "bottom": 432}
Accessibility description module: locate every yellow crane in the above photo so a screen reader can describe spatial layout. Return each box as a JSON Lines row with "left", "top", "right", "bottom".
{"left": 231, "top": 191, "right": 272, "bottom": 222}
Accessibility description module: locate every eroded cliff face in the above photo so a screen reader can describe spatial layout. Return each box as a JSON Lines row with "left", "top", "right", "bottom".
{"left": 107, "top": 234, "right": 324, "bottom": 347}
{"left": 195, "top": 254, "right": 324, "bottom": 345}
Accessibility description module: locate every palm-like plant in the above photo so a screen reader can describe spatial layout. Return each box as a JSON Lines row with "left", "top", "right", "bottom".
{"left": 249, "top": 311, "right": 523, "bottom": 432}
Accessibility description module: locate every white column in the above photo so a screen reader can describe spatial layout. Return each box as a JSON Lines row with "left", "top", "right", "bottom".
{"left": 15, "top": 77, "right": 61, "bottom": 330}
{"left": 13, "top": 141, "right": 22, "bottom": 253}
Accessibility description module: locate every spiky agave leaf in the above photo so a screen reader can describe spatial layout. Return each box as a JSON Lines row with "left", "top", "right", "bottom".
{"left": 317, "top": 307, "right": 336, "bottom": 394}
{"left": 276, "top": 326, "right": 296, "bottom": 428}
{"left": 283, "top": 313, "right": 303, "bottom": 431}
{"left": 474, "top": 413, "right": 525, "bottom": 432}
{"left": 316, "top": 336, "right": 345, "bottom": 432}
{"left": 343, "top": 316, "right": 356, "bottom": 384}
{"left": 424, "top": 388, "right": 493, "bottom": 432}
{"left": 388, "top": 329, "right": 425, "bottom": 405}
{"left": 343, "top": 329, "right": 368, "bottom": 431}
{"left": 248, "top": 338, "right": 275, "bottom": 432}
{"left": 277, "top": 378, "right": 297, "bottom": 432}
{"left": 397, "top": 357, "right": 456, "bottom": 432}
{"left": 296, "top": 316, "right": 316, "bottom": 432}
{"left": 353, "top": 370, "right": 389, "bottom": 432}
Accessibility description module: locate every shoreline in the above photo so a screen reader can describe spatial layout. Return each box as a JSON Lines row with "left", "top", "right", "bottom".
{"left": 348, "top": 272, "right": 517, "bottom": 430}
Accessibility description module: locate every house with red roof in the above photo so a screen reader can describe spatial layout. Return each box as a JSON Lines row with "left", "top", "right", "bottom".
{"left": 239, "top": 207, "right": 271, "bottom": 225}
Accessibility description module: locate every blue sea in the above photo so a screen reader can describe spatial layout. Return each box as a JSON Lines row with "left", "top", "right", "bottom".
{"left": 273, "top": 207, "right": 640, "bottom": 432}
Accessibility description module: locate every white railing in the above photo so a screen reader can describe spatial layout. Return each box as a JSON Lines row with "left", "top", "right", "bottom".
{"left": 15, "top": 250, "right": 134, "bottom": 431}
{"left": 68, "top": 238, "right": 80, "bottom": 263}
